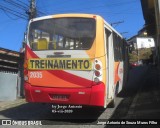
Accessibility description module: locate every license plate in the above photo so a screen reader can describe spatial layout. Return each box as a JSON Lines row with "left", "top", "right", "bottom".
{"left": 53, "top": 95, "right": 69, "bottom": 100}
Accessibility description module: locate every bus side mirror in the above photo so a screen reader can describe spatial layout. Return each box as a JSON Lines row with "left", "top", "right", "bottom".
{"left": 23, "top": 41, "right": 26, "bottom": 48}
{"left": 20, "top": 42, "right": 26, "bottom": 53}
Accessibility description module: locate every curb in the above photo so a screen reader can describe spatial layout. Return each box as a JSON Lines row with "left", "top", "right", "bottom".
{"left": 0, "top": 99, "right": 27, "bottom": 111}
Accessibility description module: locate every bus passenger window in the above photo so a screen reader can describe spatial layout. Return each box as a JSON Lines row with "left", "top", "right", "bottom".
{"left": 29, "top": 18, "right": 95, "bottom": 51}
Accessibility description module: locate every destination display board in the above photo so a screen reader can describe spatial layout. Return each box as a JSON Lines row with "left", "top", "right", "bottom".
{"left": 28, "top": 58, "right": 92, "bottom": 70}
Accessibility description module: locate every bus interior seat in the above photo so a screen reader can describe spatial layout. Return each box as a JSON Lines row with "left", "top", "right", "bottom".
{"left": 37, "top": 38, "right": 48, "bottom": 50}
{"left": 48, "top": 42, "right": 54, "bottom": 50}
{"left": 31, "top": 42, "right": 37, "bottom": 50}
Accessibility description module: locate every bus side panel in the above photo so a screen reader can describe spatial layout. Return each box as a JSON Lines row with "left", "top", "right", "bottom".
{"left": 114, "top": 62, "right": 120, "bottom": 85}
{"left": 95, "top": 17, "right": 107, "bottom": 107}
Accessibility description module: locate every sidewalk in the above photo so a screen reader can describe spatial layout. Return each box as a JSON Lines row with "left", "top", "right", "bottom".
{"left": 126, "top": 66, "right": 160, "bottom": 119}
{"left": 0, "top": 98, "right": 27, "bottom": 111}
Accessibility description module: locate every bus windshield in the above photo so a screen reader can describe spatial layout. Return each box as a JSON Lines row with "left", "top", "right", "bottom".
{"left": 28, "top": 18, "right": 96, "bottom": 50}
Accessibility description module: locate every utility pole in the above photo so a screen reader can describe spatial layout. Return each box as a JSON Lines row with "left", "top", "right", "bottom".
{"left": 28, "top": 0, "right": 37, "bottom": 20}
{"left": 111, "top": 21, "right": 124, "bottom": 27}
{"left": 19, "top": 0, "right": 37, "bottom": 98}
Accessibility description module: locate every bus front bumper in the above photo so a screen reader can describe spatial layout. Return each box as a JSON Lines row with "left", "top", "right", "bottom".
{"left": 24, "top": 82, "right": 105, "bottom": 107}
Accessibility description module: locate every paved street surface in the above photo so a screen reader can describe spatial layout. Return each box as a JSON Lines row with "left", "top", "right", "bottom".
{"left": 125, "top": 66, "right": 160, "bottom": 119}
{"left": 0, "top": 65, "right": 160, "bottom": 128}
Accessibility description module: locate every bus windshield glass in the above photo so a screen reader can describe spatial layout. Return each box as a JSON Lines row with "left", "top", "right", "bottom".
{"left": 28, "top": 18, "right": 96, "bottom": 50}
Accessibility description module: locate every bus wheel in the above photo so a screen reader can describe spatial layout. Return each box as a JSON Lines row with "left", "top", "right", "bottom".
{"left": 108, "top": 97, "right": 115, "bottom": 108}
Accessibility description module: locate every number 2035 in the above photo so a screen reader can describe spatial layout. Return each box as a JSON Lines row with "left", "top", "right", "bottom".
{"left": 29, "top": 72, "right": 42, "bottom": 78}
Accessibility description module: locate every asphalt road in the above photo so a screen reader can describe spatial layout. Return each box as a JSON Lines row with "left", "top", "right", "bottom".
{"left": 0, "top": 66, "right": 149, "bottom": 127}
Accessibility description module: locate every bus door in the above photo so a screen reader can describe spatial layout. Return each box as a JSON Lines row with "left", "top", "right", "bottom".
{"left": 104, "top": 27, "right": 115, "bottom": 100}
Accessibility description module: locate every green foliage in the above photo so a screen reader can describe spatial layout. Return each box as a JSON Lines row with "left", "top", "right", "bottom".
{"left": 129, "top": 53, "right": 138, "bottom": 63}
{"left": 139, "top": 48, "right": 152, "bottom": 60}
{"left": 129, "top": 48, "right": 152, "bottom": 63}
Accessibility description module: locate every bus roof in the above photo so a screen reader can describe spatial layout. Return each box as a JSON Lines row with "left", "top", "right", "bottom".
{"left": 30, "top": 13, "right": 99, "bottom": 22}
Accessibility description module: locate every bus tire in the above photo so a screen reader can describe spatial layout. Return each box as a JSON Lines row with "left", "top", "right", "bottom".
{"left": 108, "top": 97, "right": 115, "bottom": 108}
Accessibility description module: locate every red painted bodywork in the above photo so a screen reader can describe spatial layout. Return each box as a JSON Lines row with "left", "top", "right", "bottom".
{"left": 24, "top": 44, "right": 105, "bottom": 107}
{"left": 24, "top": 82, "right": 105, "bottom": 107}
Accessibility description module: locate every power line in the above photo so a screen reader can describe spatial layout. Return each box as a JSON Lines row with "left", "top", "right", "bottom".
{"left": 1, "top": 0, "right": 47, "bottom": 21}
{"left": 0, "top": 4, "right": 27, "bottom": 17}
{"left": 36, "top": 9, "right": 47, "bottom": 16}
{"left": 111, "top": 21, "right": 124, "bottom": 27}
{"left": 3, "top": 0, "right": 28, "bottom": 10}
{"left": 16, "top": 0, "right": 29, "bottom": 7}
{"left": 0, "top": 8, "right": 19, "bottom": 20}
{"left": 0, "top": 0, "right": 29, "bottom": 20}
{"left": 0, "top": 5, "right": 27, "bottom": 20}
{"left": 120, "top": 32, "right": 128, "bottom": 35}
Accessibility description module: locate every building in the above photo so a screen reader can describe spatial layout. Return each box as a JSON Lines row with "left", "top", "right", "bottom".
{"left": 128, "top": 37, "right": 155, "bottom": 50}
{"left": 141, "top": 0, "right": 160, "bottom": 65}
{"left": 0, "top": 47, "right": 24, "bottom": 101}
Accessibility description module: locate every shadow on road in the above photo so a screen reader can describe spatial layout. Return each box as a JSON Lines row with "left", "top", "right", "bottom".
{"left": 0, "top": 101, "right": 105, "bottom": 124}
{"left": 110, "top": 66, "right": 149, "bottom": 119}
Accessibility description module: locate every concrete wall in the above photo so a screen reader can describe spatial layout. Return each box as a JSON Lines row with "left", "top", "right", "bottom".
{"left": 0, "top": 72, "right": 18, "bottom": 101}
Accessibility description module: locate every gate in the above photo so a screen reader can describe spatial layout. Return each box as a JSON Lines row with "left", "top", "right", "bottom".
{"left": 0, "top": 72, "right": 18, "bottom": 101}
{"left": 0, "top": 47, "right": 24, "bottom": 101}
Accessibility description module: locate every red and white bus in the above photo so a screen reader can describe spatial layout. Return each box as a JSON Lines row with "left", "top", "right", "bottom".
{"left": 24, "top": 14, "right": 129, "bottom": 108}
